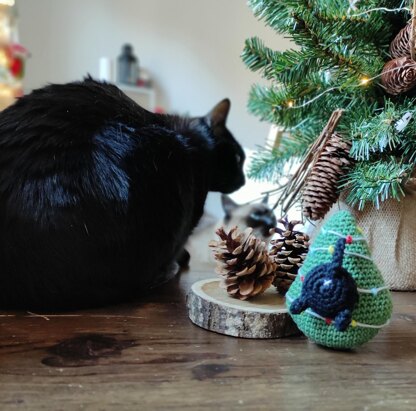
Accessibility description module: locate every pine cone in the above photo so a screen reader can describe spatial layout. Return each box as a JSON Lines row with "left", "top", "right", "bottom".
{"left": 270, "top": 218, "right": 309, "bottom": 295}
{"left": 381, "top": 57, "right": 416, "bottom": 95}
{"left": 390, "top": 23, "right": 414, "bottom": 59}
{"left": 209, "top": 226, "right": 276, "bottom": 300}
{"left": 302, "top": 133, "right": 352, "bottom": 220}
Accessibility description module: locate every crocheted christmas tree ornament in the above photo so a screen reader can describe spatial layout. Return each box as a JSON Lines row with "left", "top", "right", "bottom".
{"left": 286, "top": 210, "right": 393, "bottom": 349}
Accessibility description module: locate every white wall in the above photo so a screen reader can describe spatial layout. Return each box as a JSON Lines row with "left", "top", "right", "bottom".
{"left": 17, "top": 0, "right": 291, "bottom": 149}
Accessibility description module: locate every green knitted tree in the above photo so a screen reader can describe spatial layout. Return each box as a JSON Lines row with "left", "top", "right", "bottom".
{"left": 286, "top": 210, "right": 393, "bottom": 349}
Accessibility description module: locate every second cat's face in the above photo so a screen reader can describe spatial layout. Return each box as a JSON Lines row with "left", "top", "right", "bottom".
{"left": 222, "top": 195, "right": 277, "bottom": 239}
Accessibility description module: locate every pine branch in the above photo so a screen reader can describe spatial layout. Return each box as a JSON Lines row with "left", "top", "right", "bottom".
{"left": 247, "top": 82, "right": 376, "bottom": 132}
{"left": 310, "top": 0, "right": 394, "bottom": 47}
{"left": 244, "top": 0, "right": 414, "bottom": 209}
{"left": 350, "top": 101, "right": 402, "bottom": 160}
{"left": 350, "top": 99, "right": 416, "bottom": 161}
{"left": 401, "top": 139, "right": 416, "bottom": 163}
{"left": 248, "top": 147, "right": 286, "bottom": 183}
{"left": 247, "top": 0, "right": 390, "bottom": 78}
{"left": 248, "top": 125, "right": 318, "bottom": 181}
{"left": 247, "top": 0, "right": 293, "bottom": 35}
{"left": 342, "top": 158, "right": 413, "bottom": 209}
{"left": 242, "top": 38, "right": 335, "bottom": 84}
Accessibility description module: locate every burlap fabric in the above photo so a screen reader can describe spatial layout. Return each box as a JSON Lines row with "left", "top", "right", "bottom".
{"left": 311, "top": 192, "right": 416, "bottom": 290}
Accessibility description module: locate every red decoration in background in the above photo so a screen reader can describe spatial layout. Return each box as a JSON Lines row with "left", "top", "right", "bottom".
{"left": 10, "top": 57, "right": 23, "bottom": 77}
{"left": 1, "top": 43, "right": 29, "bottom": 80}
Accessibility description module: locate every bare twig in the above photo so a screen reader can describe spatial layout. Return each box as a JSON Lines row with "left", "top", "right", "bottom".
{"left": 26, "top": 311, "right": 51, "bottom": 321}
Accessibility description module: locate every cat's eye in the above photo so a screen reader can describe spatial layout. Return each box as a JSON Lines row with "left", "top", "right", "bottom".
{"left": 236, "top": 154, "right": 241, "bottom": 163}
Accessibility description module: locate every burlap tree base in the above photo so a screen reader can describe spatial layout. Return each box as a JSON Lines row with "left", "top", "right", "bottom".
{"left": 312, "top": 193, "right": 416, "bottom": 291}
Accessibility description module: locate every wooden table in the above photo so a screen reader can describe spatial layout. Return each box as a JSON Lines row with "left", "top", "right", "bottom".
{"left": 1, "top": 263, "right": 415, "bottom": 411}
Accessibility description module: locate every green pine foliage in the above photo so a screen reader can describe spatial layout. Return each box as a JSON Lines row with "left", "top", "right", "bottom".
{"left": 243, "top": 0, "right": 416, "bottom": 208}
{"left": 248, "top": 123, "right": 317, "bottom": 181}
{"left": 341, "top": 158, "right": 413, "bottom": 208}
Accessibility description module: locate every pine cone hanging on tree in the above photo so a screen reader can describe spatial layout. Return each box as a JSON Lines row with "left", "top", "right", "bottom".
{"left": 389, "top": 22, "right": 414, "bottom": 59}
{"left": 302, "top": 133, "right": 352, "bottom": 220}
{"left": 381, "top": 57, "right": 416, "bottom": 95}
{"left": 270, "top": 218, "right": 309, "bottom": 295}
{"left": 209, "top": 226, "right": 276, "bottom": 300}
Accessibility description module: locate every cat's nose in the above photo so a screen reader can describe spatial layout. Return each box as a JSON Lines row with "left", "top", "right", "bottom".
{"left": 262, "top": 221, "right": 276, "bottom": 237}
{"left": 269, "top": 215, "right": 277, "bottom": 228}
{"left": 221, "top": 174, "right": 245, "bottom": 194}
{"left": 264, "top": 216, "right": 276, "bottom": 229}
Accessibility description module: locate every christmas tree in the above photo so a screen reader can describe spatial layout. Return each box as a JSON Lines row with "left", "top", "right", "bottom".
{"left": 242, "top": 0, "right": 416, "bottom": 218}
{"left": 286, "top": 210, "right": 392, "bottom": 349}
{"left": 0, "top": 1, "right": 27, "bottom": 110}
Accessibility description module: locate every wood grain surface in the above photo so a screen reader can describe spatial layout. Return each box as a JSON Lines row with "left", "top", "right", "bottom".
{"left": 0, "top": 262, "right": 415, "bottom": 411}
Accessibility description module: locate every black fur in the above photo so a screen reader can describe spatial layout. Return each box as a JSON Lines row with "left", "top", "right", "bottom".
{"left": 0, "top": 78, "right": 245, "bottom": 309}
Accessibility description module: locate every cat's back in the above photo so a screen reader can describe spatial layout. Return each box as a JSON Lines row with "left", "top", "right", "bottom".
{"left": 0, "top": 79, "right": 196, "bottom": 226}
{"left": 0, "top": 78, "right": 149, "bottom": 146}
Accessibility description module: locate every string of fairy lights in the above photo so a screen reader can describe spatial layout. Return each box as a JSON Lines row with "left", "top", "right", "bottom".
{"left": 286, "top": 62, "right": 416, "bottom": 110}
{"left": 282, "top": 2, "right": 412, "bottom": 110}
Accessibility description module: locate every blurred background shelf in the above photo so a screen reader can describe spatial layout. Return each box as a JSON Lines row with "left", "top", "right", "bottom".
{"left": 115, "top": 83, "right": 156, "bottom": 112}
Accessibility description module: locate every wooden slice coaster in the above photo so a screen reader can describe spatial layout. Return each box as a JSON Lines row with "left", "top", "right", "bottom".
{"left": 187, "top": 278, "right": 300, "bottom": 339}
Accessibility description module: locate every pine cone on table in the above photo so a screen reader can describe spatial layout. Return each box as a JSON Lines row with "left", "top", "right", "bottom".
{"left": 209, "top": 226, "right": 276, "bottom": 300}
{"left": 302, "top": 133, "right": 352, "bottom": 221}
{"left": 381, "top": 57, "right": 416, "bottom": 95}
{"left": 270, "top": 218, "right": 309, "bottom": 295}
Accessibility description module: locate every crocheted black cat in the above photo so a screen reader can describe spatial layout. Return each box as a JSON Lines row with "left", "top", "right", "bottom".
{"left": 290, "top": 238, "right": 359, "bottom": 331}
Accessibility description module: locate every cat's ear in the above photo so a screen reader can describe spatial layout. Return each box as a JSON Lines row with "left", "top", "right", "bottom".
{"left": 262, "top": 193, "right": 269, "bottom": 204}
{"left": 221, "top": 194, "right": 238, "bottom": 217}
{"left": 205, "top": 99, "right": 230, "bottom": 127}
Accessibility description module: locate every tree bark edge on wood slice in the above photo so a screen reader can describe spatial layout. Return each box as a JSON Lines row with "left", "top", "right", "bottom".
{"left": 186, "top": 279, "right": 301, "bottom": 339}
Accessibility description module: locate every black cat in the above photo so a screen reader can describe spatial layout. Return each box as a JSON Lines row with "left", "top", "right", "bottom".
{"left": 0, "top": 78, "right": 245, "bottom": 309}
